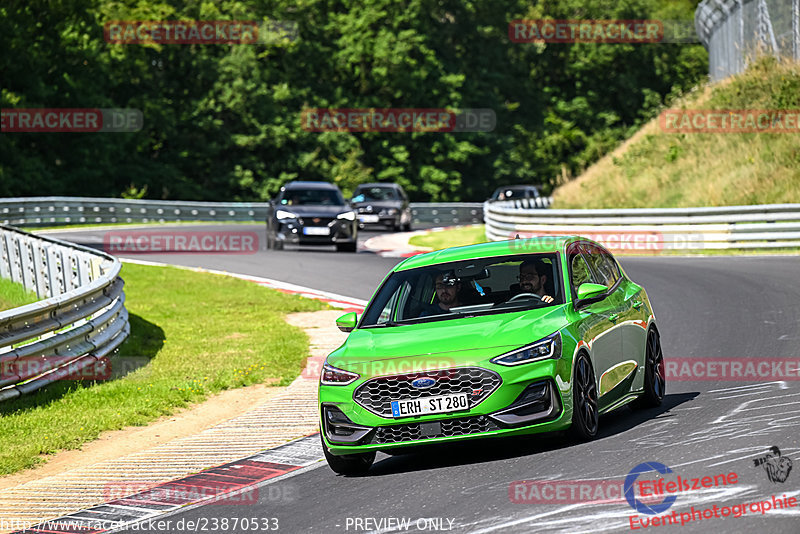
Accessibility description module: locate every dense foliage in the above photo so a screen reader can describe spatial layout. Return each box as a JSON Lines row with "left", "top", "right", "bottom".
{"left": 1, "top": 0, "right": 707, "bottom": 201}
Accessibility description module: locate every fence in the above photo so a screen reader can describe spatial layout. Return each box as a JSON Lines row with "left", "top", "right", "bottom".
{"left": 696, "top": 0, "right": 800, "bottom": 81}
{"left": 0, "top": 225, "right": 128, "bottom": 402}
{"left": 0, "top": 196, "right": 492, "bottom": 228}
{"left": 484, "top": 201, "right": 800, "bottom": 252}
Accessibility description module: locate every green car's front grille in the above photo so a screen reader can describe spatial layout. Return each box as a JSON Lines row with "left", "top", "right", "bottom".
{"left": 353, "top": 367, "right": 502, "bottom": 417}
{"left": 370, "top": 415, "right": 500, "bottom": 444}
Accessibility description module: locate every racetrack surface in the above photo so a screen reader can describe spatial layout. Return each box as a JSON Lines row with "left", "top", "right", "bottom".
{"left": 43, "top": 226, "right": 800, "bottom": 534}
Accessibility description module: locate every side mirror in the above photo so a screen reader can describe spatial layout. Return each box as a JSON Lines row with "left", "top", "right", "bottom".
{"left": 336, "top": 312, "right": 358, "bottom": 332}
{"left": 575, "top": 283, "right": 608, "bottom": 307}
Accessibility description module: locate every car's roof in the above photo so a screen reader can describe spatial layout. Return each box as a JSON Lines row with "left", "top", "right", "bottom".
{"left": 394, "top": 236, "right": 580, "bottom": 271}
{"left": 282, "top": 181, "right": 341, "bottom": 190}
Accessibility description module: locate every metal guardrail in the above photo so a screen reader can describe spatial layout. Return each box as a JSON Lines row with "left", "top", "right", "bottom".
{"left": 484, "top": 201, "right": 800, "bottom": 251}
{"left": 0, "top": 225, "right": 129, "bottom": 402}
{"left": 696, "top": 0, "right": 800, "bottom": 81}
{"left": 410, "top": 203, "right": 485, "bottom": 225}
{"left": 0, "top": 196, "right": 487, "bottom": 227}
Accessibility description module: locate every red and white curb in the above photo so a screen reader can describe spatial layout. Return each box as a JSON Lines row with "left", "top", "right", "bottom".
{"left": 10, "top": 435, "right": 325, "bottom": 534}
{"left": 362, "top": 224, "right": 481, "bottom": 258}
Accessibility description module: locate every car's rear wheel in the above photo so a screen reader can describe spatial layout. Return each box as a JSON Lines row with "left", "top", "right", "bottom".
{"left": 634, "top": 329, "right": 665, "bottom": 408}
{"left": 570, "top": 353, "right": 599, "bottom": 440}
{"left": 321, "top": 434, "right": 375, "bottom": 476}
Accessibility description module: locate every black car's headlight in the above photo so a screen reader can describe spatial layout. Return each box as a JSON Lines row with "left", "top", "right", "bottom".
{"left": 321, "top": 363, "right": 360, "bottom": 385}
{"left": 276, "top": 209, "right": 297, "bottom": 220}
{"left": 379, "top": 208, "right": 398, "bottom": 216}
{"left": 336, "top": 211, "right": 356, "bottom": 221}
{"left": 490, "top": 332, "right": 562, "bottom": 366}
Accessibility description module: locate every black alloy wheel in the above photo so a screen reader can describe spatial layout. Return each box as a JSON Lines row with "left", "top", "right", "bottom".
{"left": 635, "top": 329, "right": 665, "bottom": 408}
{"left": 571, "top": 353, "right": 599, "bottom": 440}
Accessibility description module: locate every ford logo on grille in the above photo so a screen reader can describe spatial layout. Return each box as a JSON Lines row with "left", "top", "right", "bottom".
{"left": 411, "top": 377, "right": 436, "bottom": 389}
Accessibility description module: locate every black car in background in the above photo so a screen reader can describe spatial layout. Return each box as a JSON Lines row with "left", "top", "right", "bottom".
{"left": 488, "top": 184, "right": 541, "bottom": 201}
{"left": 266, "top": 181, "right": 358, "bottom": 252}
{"left": 350, "top": 183, "right": 412, "bottom": 231}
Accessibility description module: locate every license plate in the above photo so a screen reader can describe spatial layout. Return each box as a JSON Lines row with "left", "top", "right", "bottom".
{"left": 359, "top": 214, "right": 380, "bottom": 223}
{"left": 303, "top": 226, "right": 330, "bottom": 236}
{"left": 390, "top": 393, "right": 470, "bottom": 418}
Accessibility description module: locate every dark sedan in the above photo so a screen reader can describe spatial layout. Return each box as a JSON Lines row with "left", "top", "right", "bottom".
{"left": 489, "top": 184, "right": 541, "bottom": 201}
{"left": 266, "top": 181, "right": 358, "bottom": 252}
{"left": 350, "top": 183, "right": 412, "bottom": 231}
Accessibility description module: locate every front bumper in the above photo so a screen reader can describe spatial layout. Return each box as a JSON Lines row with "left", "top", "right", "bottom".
{"left": 275, "top": 218, "right": 357, "bottom": 245}
{"left": 320, "top": 377, "right": 567, "bottom": 455}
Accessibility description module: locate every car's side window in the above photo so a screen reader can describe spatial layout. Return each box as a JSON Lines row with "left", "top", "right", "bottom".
{"left": 570, "top": 252, "right": 593, "bottom": 289}
{"left": 582, "top": 244, "right": 620, "bottom": 288}
{"left": 378, "top": 280, "right": 412, "bottom": 323}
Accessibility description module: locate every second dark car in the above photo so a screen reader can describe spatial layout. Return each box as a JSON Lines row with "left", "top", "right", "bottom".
{"left": 350, "top": 183, "right": 412, "bottom": 231}
{"left": 266, "top": 181, "right": 358, "bottom": 252}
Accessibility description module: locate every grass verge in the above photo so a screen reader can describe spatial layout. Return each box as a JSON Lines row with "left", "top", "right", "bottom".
{"left": 408, "top": 225, "right": 488, "bottom": 251}
{"left": 0, "top": 278, "right": 39, "bottom": 312}
{"left": 0, "top": 262, "right": 325, "bottom": 475}
{"left": 552, "top": 57, "right": 800, "bottom": 208}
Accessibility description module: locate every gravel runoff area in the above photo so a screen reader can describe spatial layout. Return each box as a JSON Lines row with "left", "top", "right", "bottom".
{"left": 0, "top": 310, "right": 345, "bottom": 534}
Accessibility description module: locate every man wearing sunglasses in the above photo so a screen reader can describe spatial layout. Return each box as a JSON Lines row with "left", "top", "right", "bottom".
{"left": 419, "top": 271, "right": 463, "bottom": 317}
{"left": 514, "top": 259, "right": 555, "bottom": 304}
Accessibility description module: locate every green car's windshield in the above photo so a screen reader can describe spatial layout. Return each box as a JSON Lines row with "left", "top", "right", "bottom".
{"left": 360, "top": 253, "right": 563, "bottom": 327}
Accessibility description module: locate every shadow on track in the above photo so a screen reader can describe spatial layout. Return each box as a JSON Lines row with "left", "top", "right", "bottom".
{"left": 359, "top": 392, "right": 699, "bottom": 477}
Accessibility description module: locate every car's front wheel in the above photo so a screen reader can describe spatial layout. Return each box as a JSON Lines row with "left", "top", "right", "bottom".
{"left": 570, "top": 353, "right": 599, "bottom": 440}
{"left": 634, "top": 328, "right": 665, "bottom": 408}
{"left": 321, "top": 434, "right": 375, "bottom": 476}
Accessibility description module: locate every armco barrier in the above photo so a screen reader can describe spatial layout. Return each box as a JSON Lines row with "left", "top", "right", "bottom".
{"left": 0, "top": 225, "right": 129, "bottom": 402}
{"left": 484, "top": 201, "right": 800, "bottom": 251}
{"left": 0, "top": 197, "right": 484, "bottom": 228}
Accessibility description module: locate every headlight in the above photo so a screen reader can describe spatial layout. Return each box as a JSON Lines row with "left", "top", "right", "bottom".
{"left": 490, "top": 332, "right": 562, "bottom": 366}
{"left": 379, "top": 208, "right": 398, "bottom": 216}
{"left": 336, "top": 211, "right": 356, "bottom": 221}
{"left": 276, "top": 209, "right": 297, "bottom": 220}
{"left": 320, "top": 363, "right": 360, "bottom": 385}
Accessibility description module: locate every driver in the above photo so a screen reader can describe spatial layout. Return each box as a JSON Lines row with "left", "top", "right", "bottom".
{"left": 419, "top": 271, "right": 462, "bottom": 316}
{"left": 513, "top": 259, "right": 554, "bottom": 304}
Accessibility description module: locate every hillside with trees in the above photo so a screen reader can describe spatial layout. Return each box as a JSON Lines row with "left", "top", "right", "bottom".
{"left": 1, "top": 0, "right": 706, "bottom": 201}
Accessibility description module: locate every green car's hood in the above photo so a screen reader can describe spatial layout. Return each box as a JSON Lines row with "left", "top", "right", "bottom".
{"left": 328, "top": 305, "right": 568, "bottom": 377}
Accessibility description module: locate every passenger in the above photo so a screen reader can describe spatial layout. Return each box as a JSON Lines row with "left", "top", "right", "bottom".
{"left": 419, "top": 272, "right": 462, "bottom": 316}
{"left": 513, "top": 259, "right": 554, "bottom": 304}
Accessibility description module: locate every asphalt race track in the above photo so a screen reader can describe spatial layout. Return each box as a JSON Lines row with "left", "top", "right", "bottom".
{"left": 43, "top": 225, "right": 800, "bottom": 534}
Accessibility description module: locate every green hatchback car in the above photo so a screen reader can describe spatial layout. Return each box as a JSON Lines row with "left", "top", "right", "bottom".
{"left": 319, "top": 236, "right": 665, "bottom": 475}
